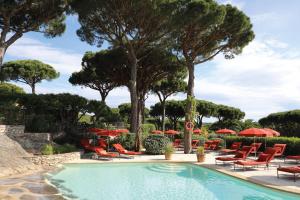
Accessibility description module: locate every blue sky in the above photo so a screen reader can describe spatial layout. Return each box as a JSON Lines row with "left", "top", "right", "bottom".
{"left": 4, "top": 0, "right": 300, "bottom": 121}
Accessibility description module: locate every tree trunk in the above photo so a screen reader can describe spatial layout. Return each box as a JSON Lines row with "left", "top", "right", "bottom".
{"left": 99, "top": 91, "right": 106, "bottom": 103}
{"left": 135, "top": 96, "right": 144, "bottom": 151}
{"left": 129, "top": 55, "right": 139, "bottom": 134}
{"left": 141, "top": 100, "right": 146, "bottom": 124}
{"left": 0, "top": 46, "right": 6, "bottom": 69}
{"left": 162, "top": 100, "right": 166, "bottom": 131}
{"left": 184, "top": 63, "right": 195, "bottom": 154}
{"left": 31, "top": 84, "right": 36, "bottom": 94}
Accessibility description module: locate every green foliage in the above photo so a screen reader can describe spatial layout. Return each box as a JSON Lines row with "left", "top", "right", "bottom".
{"left": 111, "top": 133, "right": 136, "bottom": 151}
{"left": 165, "top": 100, "right": 185, "bottom": 130}
{"left": 259, "top": 110, "right": 300, "bottom": 137}
{"left": 209, "top": 119, "right": 243, "bottom": 132}
{"left": 0, "top": 83, "right": 24, "bottom": 94}
{"left": 225, "top": 136, "right": 300, "bottom": 155}
{"left": 69, "top": 50, "right": 123, "bottom": 102}
{"left": 164, "top": 143, "right": 175, "bottom": 154}
{"left": 214, "top": 105, "right": 245, "bottom": 121}
{"left": 196, "top": 146, "right": 205, "bottom": 155}
{"left": 54, "top": 144, "right": 77, "bottom": 154}
{"left": 41, "top": 144, "right": 54, "bottom": 155}
{"left": 144, "top": 135, "right": 170, "bottom": 155}
{"left": 41, "top": 144, "right": 77, "bottom": 155}
{"left": 196, "top": 100, "right": 217, "bottom": 128}
{"left": 1, "top": 60, "right": 59, "bottom": 93}
{"left": 0, "top": 89, "right": 24, "bottom": 125}
{"left": 118, "top": 103, "right": 132, "bottom": 123}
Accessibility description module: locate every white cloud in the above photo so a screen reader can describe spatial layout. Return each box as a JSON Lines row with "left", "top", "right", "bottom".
{"left": 5, "top": 37, "right": 82, "bottom": 75}
{"left": 193, "top": 39, "right": 300, "bottom": 120}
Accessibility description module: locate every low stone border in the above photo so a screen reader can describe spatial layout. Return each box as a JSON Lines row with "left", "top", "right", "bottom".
{"left": 24, "top": 152, "right": 81, "bottom": 167}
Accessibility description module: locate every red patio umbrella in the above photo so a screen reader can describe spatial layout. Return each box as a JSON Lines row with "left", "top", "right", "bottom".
{"left": 216, "top": 128, "right": 236, "bottom": 135}
{"left": 164, "top": 130, "right": 179, "bottom": 135}
{"left": 239, "top": 128, "right": 273, "bottom": 156}
{"left": 193, "top": 129, "right": 202, "bottom": 134}
{"left": 238, "top": 128, "right": 273, "bottom": 137}
{"left": 114, "top": 129, "right": 129, "bottom": 134}
{"left": 152, "top": 130, "right": 163, "bottom": 134}
{"left": 263, "top": 128, "right": 280, "bottom": 137}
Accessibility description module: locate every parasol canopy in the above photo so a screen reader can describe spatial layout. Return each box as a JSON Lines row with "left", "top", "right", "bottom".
{"left": 238, "top": 128, "right": 273, "bottom": 137}
{"left": 193, "top": 129, "right": 202, "bottom": 134}
{"left": 216, "top": 128, "right": 236, "bottom": 135}
{"left": 152, "top": 130, "right": 163, "bottom": 134}
{"left": 164, "top": 130, "right": 179, "bottom": 135}
{"left": 263, "top": 128, "right": 280, "bottom": 137}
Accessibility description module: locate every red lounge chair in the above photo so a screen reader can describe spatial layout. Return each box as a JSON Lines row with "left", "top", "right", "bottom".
{"left": 98, "top": 138, "right": 108, "bottom": 149}
{"left": 250, "top": 143, "right": 262, "bottom": 154}
{"left": 192, "top": 140, "right": 200, "bottom": 149}
{"left": 205, "top": 140, "right": 220, "bottom": 150}
{"left": 80, "top": 138, "right": 102, "bottom": 152}
{"left": 277, "top": 166, "right": 300, "bottom": 182}
{"left": 219, "top": 142, "right": 242, "bottom": 154}
{"left": 285, "top": 155, "right": 300, "bottom": 163}
{"left": 234, "top": 148, "right": 277, "bottom": 170}
{"left": 173, "top": 139, "right": 182, "bottom": 149}
{"left": 95, "top": 148, "right": 118, "bottom": 158}
{"left": 113, "top": 144, "right": 142, "bottom": 155}
{"left": 215, "top": 146, "right": 255, "bottom": 165}
{"left": 272, "top": 144, "right": 286, "bottom": 157}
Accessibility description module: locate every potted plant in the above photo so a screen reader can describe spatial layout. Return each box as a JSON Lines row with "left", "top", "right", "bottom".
{"left": 164, "top": 143, "right": 175, "bottom": 160}
{"left": 196, "top": 146, "right": 205, "bottom": 163}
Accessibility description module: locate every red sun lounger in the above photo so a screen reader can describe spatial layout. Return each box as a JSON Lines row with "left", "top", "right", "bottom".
{"left": 277, "top": 166, "right": 300, "bottom": 182}
{"left": 95, "top": 148, "right": 118, "bottom": 158}
{"left": 234, "top": 148, "right": 277, "bottom": 170}
{"left": 285, "top": 155, "right": 300, "bottom": 163}
{"left": 219, "top": 142, "right": 242, "bottom": 154}
{"left": 215, "top": 146, "right": 254, "bottom": 165}
{"left": 205, "top": 140, "right": 220, "bottom": 150}
{"left": 250, "top": 143, "right": 262, "bottom": 154}
{"left": 272, "top": 144, "right": 286, "bottom": 157}
{"left": 113, "top": 144, "right": 142, "bottom": 155}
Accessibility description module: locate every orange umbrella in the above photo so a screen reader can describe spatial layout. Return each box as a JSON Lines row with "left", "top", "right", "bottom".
{"left": 263, "top": 128, "right": 280, "bottom": 137}
{"left": 114, "top": 129, "right": 129, "bottom": 133}
{"left": 164, "top": 130, "right": 179, "bottom": 135}
{"left": 238, "top": 128, "right": 273, "bottom": 137}
{"left": 152, "top": 130, "right": 163, "bottom": 134}
{"left": 193, "top": 129, "right": 202, "bottom": 134}
{"left": 216, "top": 128, "right": 236, "bottom": 135}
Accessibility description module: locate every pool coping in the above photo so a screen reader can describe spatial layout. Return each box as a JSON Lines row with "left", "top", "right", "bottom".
{"left": 63, "top": 159, "right": 300, "bottom": 195}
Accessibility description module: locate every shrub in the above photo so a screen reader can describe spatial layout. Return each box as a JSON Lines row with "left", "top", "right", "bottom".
{"left": 41, "top": 144, "right": 54, "bottom": 155}
{"left": 54, "top": 144, "right": 77, "bottom": 154}
{"left": 141, "top": 123, "right": 156, "bottom": 142}
{"left": 224, "top": 136, "right": 300, "bottom": 155}
{"left": 111, "top": 133, "right": 136, "bottom": 151}
{"left": 144, "top": 134, "right": 170, "bottom": 155}
{"left": 164, "top": 143, "right": 175, "bottom": 154}
{"left": 196, "top": 146, "right": 205, "bottom": 155}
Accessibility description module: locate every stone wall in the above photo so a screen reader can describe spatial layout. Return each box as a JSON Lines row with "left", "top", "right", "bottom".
{"left": 0, "top": 125, "right": 51, "bottom": 153}
{"left": 25, "top": 152, "right": 81, "bottom": 167}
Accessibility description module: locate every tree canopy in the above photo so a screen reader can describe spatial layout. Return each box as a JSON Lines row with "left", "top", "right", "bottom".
{"left": 71, "top": 0, "right": 174, "bottom": 148}
{"left": 171, "top": 0, "right": 254, "bottom": 153}
{"left": 69, "top": 50, "right": 122, "bottom": 102}
{"left": 214, "top": 105, "right": 245, "bottom": 121}
{"left": 0, "top": 82, "right": 24, "bottom": 95}
{"left": 1, "top": 60, "right": 59, "bottom": 94}
{"left": 195, "top": 100, "right": 217, "bottom": 128}
{"left": 0, "top": 0, "right": 68, "bottom": 66}
{"left": 259, "top": 110, "right": 300, "bottom": 137}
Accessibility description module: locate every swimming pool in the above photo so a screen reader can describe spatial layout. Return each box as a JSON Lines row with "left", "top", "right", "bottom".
{"left": 48, "top": 163, "right": 300, "bottom": 200}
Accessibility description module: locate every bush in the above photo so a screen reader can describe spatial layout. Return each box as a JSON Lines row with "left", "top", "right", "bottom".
{"left": 144, "top": 134, "right": 170, "bottom": 155}
{"left": 41, "top": 144, "right": 54, "bottom": 155}
{"left": 141, "top": 123, "right": 156, "bottom": 142}
{"left": 111, "top": 133, "right": 136, "bottom": 151}
{"left": 224, "top": 136, "right": 300, "bottom": 155}
{"left": 164, "top": 143, "right": 175, "bottom": 154}
{"left": 54, "top": 144, "right": 77, "bottom": 154}
{"left": 41, "top": 144, "right": 77, "bottom": 155}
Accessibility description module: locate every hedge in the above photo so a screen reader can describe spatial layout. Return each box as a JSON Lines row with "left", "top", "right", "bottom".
{"left": 224, "top": 136, "right": 300, "bottom": 155}
{"left": 144, "top": 134, "right": 170, "bottom": 155}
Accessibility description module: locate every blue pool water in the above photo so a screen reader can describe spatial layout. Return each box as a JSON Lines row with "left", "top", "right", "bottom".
{"left": 48, "top": 163, "right": 300, "bottom": 200}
